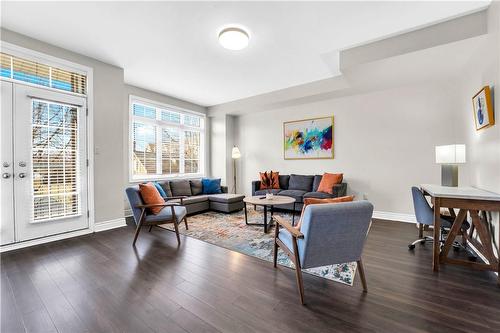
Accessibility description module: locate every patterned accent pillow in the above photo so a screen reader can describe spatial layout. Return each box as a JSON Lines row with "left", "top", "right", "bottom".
{"left": 259, "top": 171, "right": 280, "bottom": 190}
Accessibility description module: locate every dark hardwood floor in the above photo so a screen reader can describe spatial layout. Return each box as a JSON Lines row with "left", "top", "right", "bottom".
{"left": 1, "top": 219, "right": 499, "bottom": 333}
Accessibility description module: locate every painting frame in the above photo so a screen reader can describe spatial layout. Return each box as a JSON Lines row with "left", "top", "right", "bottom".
{"left": 283, "top": 116, "right": 334, "bottom": 160}
{"left": 472, "top": 86, "right": 495, "bottom": 131}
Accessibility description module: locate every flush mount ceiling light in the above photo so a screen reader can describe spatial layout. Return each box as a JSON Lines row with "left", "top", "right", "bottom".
{"left": 218, "top": 27, "right": 250, "bottom": 50}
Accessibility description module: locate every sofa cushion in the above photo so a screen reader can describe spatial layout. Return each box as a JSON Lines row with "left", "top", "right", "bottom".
{"left": 170, "top": 179, "right": 192, "bottom": 196}
{"left": 317, "top": 173, "right": 343, "bottom": 194}
{"left": 303, "top": 191, "right": 334, "bottom": 199}
{"left": 255, "top": 189, "right": 281, "bottom": 196}
{"left": 190, "top": 179, "right": 203, "bottom": 195}
{"left": 139, "top": 183, "right": 165, "bottom": 215}
{"left": 278, "top": 189, "right": 307, "bottom": 203}
{"left": 312, "top": 175, "right": 322, "bottom": 192}
{"left": 183, "top": 195, "right": 209, "bottom": 205}
{"left": 279, "top": 175, "right": 290, "bottom": 190}
{"left": 159, "top": 181, "right": 173, "bottom": 197}
{"left": 145, "top": 205, "right": 187, "bottom": 223}
{"left": 208, "top": 193, "right": 245, "bottom": 204}
{"left": 288, "top": 174, "right": 314, "bottom": 192}
{"left": 202, "top": 178, "right": 222, "bottom": 194}
{"left": 152, "top": 181, "right": 167, "bottom": 197}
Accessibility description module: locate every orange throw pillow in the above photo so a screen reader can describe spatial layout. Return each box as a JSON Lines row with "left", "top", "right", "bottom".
{"left": 295, "top": 195, "right": 354, "bottom": 230}
{"left": 139, "top": 182, "right": 165, "bottom": 215}
{"left": 317, "top": 173, "right": 343, "bottom": 194}
{"left": 259, "top": 171, "right": 280, "bottom": 190}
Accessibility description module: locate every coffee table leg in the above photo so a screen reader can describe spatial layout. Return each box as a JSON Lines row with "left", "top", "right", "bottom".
{"left": 264, "top": 206, "right": 268, "bottom": 233}
{"left": 244, "top": 202, "right": 248, "bottom": 225}
{"left": 292, "top": 202, "right": 296, "bottom": 226}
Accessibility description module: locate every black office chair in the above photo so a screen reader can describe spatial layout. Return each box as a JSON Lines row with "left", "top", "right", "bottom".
{"left": 409, "top": 187, "right": 474, "bottom": 259}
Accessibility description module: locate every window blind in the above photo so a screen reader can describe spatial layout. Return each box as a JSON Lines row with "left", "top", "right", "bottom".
{"left": 32, "top": 100, "right": 81, "bottom": 222}
{"left": 1, "top": 52, "right": 86, "bottom": 95}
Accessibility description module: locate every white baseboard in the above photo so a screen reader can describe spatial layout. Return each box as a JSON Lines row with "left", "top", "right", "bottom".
{"left": 373, "top": 210, "right": 417, "bottom": 223}
{"left": 0, "top": 228, "right": 93, "bottom": 253}
{"left": 94, "top": 218, "right": 127, "bottom": 232}
{"left": 1, "top": 217, "right": 127, "bottom": 253}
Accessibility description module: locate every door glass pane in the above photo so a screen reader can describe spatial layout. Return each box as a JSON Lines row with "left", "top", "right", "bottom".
{"left": 31, "top": 100, "right": 81, "bottom": 222}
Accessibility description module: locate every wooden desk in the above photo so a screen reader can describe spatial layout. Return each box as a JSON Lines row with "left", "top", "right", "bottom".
{"left": 421, "top": 184, "right": 500, "bottom": 285}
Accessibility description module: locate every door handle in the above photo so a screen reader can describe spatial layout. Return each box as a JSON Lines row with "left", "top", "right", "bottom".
{"left": 18, "top": 173, "right": 26, "bottom": 179}
{"left": 2, "top": 173, "right": 11, "bottom": 179}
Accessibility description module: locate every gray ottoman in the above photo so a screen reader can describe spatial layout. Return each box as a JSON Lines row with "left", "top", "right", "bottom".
{"left": 208, "top": 194, "right": 245, "bottom": 213}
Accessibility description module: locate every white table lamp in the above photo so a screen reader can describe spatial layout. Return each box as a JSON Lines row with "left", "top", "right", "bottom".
{"left": 435, "top": 144, "right": 466, "bottom": 187}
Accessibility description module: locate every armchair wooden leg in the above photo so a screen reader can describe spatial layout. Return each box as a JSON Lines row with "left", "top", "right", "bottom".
{"left": 292, "top": 240, "right": 305, "bottom": 305}
{"left": 133, "top": 223, "right": 143, "bottom": 246}
{"left": 273, "top": 222, "right": 279, "bottom": 268}
{"left": 357, "top": 258, "right": 368, "bottom": 292}
{"left": 173, "top": 220, "right": 181, "bottom": 245}
{"left": 184, "top": 217, "right": 188, "bottom": 230}
{"left": 133, "top": 210, "right": 145, "bottom": 246}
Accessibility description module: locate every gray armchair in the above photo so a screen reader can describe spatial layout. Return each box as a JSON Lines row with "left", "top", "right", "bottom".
{"left": 126, "top": 185, "right": 189, "bottom": 246}
{"left": 273, "top": 200, "right": 374, "bottom": 304}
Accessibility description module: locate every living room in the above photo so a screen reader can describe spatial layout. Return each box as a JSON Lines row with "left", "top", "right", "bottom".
{"left": 1, "top": 1, "right": 499, "bottom": 332}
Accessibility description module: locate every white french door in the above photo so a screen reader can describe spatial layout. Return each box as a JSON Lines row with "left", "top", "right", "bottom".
{"left": 0, "top": 81, "right": 89, "bottom": 244}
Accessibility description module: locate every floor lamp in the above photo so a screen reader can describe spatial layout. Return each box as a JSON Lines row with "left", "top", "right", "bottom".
{"left": 231, "top": 146, "right": 241, "bottom": 194}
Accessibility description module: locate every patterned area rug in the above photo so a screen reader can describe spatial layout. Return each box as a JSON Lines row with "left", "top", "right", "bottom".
{"left": 160, "top": 207, "right": 356, "bottom": 286}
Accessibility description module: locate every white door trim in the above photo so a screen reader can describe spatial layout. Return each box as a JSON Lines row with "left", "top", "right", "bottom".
{"left": 0, "top": 42, "right": 95, "bottom": 234}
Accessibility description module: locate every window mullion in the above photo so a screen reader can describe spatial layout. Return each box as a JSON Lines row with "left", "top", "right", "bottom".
{"left": 179, "top": 116, "right": 185, "bottom": 175}
{"left": 155, "top": 107, "right": 162, "bottom": 176}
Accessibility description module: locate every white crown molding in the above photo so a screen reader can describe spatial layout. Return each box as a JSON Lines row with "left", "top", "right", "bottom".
{"left": 373, "top": 211, "right": 417, "bottom": 223}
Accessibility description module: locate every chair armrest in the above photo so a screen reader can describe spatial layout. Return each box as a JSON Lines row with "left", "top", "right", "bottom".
{"left": 332, "top": 183, "right": 347, "bottom": 198}
{"left": 251, "top": 181, "right": 261, "bottom": 196}
{"left": 136, "top": 202, "right": 180, "bottom": 209}
{"left": 274, "top": 216, "right": 304, "bottom": 239}
{"left": 163, "top": 196, "right": 187, "bottom": 204}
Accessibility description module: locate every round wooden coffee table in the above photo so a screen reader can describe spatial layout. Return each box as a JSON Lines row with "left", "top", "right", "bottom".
{"left": 243, "top": 195, "right": 296, "bottom": 233}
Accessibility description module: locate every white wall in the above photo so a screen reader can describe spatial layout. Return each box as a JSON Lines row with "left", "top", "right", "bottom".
{"left": 455, "top": 2, "right": 500, "bottom": 254}
{"left": 235, "top": 81, "right": 457, "bottom": 215}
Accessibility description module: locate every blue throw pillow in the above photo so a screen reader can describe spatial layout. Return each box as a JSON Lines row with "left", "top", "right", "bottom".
{"left": 153, "top": 181, "right": 167, "bottom": 197}
{"left": 202, "top": 178, "right": 222, "bottom": 194}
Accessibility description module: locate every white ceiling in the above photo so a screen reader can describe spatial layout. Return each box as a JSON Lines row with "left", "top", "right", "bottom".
{"left": 1, "top": 1, "right": 490, "bottom": 106}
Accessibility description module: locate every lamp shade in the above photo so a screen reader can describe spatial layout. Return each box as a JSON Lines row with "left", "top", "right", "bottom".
{"left": 435, "top": 144, "right": 466, "bottom": 164}
{"left": 231, "top": 146, "right": 241, "bottom": 159}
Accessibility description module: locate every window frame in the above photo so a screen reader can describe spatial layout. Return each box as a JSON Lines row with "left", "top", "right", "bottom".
{"left": 128, "top": 95, "right": 205, "bottom": 182}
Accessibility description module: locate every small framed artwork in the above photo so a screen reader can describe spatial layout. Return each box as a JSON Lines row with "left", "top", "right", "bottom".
{"left": 472, "top": 86, "right": 494, "bottom": 130}
{"left": 283, "top": 116, "right": 333, "bottom": 160}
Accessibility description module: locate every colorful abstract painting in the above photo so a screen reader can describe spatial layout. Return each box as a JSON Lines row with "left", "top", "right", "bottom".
{"left": 283, "top": 116, "right": 333, "bottom": 159}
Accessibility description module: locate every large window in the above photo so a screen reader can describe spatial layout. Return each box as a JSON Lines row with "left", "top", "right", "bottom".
{"left": 130, "top": 97, "right": 205, "bottom": 180}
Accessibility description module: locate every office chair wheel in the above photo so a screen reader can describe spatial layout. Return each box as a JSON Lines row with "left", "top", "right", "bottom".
{"left": 408, "top": 244, "right": 416, "bottom": 250}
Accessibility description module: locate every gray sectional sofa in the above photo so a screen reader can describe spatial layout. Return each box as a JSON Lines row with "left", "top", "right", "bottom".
{"left": 252, "top": 174, "right": 347, "bottom": 211}
{"left": 155, "top": 179, "right": 244, "bottom": 215}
